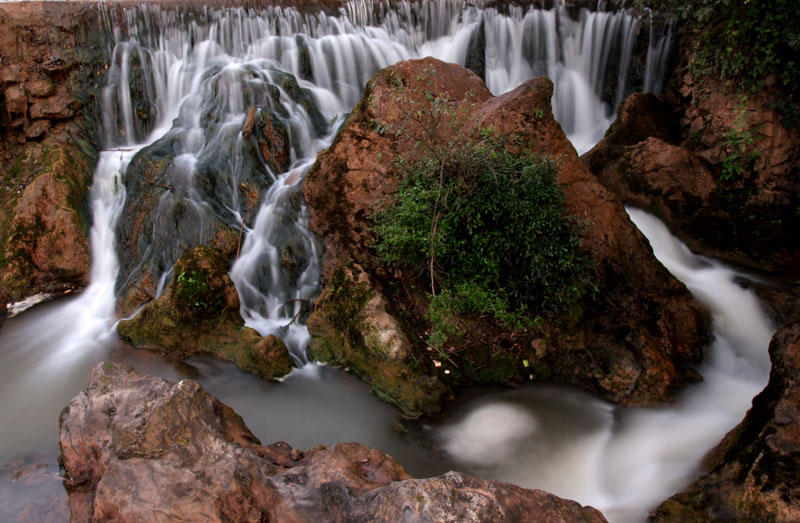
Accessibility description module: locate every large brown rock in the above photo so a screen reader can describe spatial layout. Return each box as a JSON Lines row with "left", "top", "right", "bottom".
{"left": 117, "top": 245, "right": 294, "bottom": 380}
{"left": 593, "top": 137, "right": 723, "bottom": 251}
{"left": 653, "top": 320, "right": 800, "bottom": 522}
{"left": 0, "top": 2, "right": 107, "bottom": 300}
{"left": 304, "top": 58, "right": 709, "bottom": 414}
{"left": 657, "top": 45, "right": 800, "bottom": 276}
{"left": 582, "top": 91, "right": 681, "bottom": 176}
{"left": 59, "top": 362, "right": 607, "bottom": 522}
{"left": 0, "top": 138, "right": 92, "bottom": 300}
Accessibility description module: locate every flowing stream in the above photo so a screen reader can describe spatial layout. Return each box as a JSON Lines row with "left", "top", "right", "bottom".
{"left": 0, "top": 2, "right": 773, "bottom": 522}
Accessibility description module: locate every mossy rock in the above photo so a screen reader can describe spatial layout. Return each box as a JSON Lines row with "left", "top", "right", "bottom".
{"left": 307, "top": 263, "right": 447, "bottom": 418}
{"left": 0, "top": 138, "right": 94, "bottom": 300}
{"left": 117, "top": 245, "right": 294, "bottom": 380}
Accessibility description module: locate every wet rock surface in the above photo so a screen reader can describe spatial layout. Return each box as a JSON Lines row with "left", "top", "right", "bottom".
{"left": 117, "top": 245, "right": 294, "bottom": 380}
{"left": 653, "top": 320, "right": 800, "bottom": 522}
{"left": 306, "top": 262, "right": 448, "bottom": 418}
{"left": 0, "top": 138, "right": 94, "bottom": 300}
{"left": 304, "top": 58, "right": 710, "bottom": 415}
{"left": 59, "top": 361, "right": 608, "bottom": 522}
{"left": 586, "top": 44, "right": 800, "bottom": 279}
{"left": 0, "top": 3, "right": 106, "bottom": 301}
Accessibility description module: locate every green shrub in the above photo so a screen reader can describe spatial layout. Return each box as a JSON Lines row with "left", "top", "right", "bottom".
{"left": 372, "top": 138, "right": 593, "bottom": 348}
{"left": 638, "top": 0, "right": 800, "bottom": 96}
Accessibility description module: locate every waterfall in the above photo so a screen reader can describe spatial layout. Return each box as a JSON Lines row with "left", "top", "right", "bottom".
{"left": 0, "top": 1, "right": 689, "bottom": 519}
{"left": 90, "top": 0, "right": 674, "bottom": 365}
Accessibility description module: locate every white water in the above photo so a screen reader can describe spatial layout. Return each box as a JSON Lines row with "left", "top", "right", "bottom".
{"left": 439, "top": 208, "right": 774, "bottom": 522}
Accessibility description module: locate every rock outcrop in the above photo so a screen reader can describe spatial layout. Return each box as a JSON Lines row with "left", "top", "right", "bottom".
{"left": 114, "top": 67, "right": 323, "bottom": 318}
{"left": 0, "top": 139, "right": 93, "bottom": 300}
{"left": 303, "top": 58, "right": 710, "bottom": 416}
{"left": 585, "top": 46, "right": 800, "bottom": 278}
{"left": 117, "top": 245, "right": 294, "bottom": 380}
{"left": 653, "top": 320, "right": 800, "bottom": 522}
{"left": 0, "top": 2, "right": 107, "bottom": 300}
{"left": 59, "top": 362, "right": 608, "bottom": 522}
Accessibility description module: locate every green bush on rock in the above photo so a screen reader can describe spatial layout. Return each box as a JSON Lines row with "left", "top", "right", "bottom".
{"left": 372, "top": 137, "right": 593, "bottom": 349}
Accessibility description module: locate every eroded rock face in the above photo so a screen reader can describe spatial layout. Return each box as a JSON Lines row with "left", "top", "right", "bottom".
{"left": 582, "top": 91, "right": 680, "bottom": 175}
{"left": 590, "top": 43, "right": 800, "bottom": 278}
{"left": 592, "top": 137, "right": 720, "bottom": 246}
{"left": 0, "top": 139, "right": 93, "bottom": 300}
{"left": 117, "top": 245, "right": 294, "bottom": 380}
{"left": 0, "top": 3, "right": 106, "bottom": 301}
{"left": 653, "top": 320, "right": 800, "bottom": 522}
{"left": 304, "top": 58, "right": 710, "bottom": 415}
{"left": 59, "top": 362, "right": 607, "bottom": 522}
{"left": 306, "top": 263, "right": 448, "bottom": 418}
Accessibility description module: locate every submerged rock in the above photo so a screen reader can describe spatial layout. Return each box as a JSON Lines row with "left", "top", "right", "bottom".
{"left": 303, "top": 58, "right": 710, "bottom": 416}
{"left": 59, "top": 362, "right": 607, "bottom": 522}
{"left": 117, "top": 245, "right": 294, "bottom": 380}
{"left": 653, "top": 320, "right": 800, "bottom": 522}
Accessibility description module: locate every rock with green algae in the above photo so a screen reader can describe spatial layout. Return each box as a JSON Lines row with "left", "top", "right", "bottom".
{"left": 0, "top": 137, "right": 94, "bottom": 300}
{"left": 117, "top": 245, "right": 294, "bottom": 380}
{"left": 306, "top": 263, "right": 447, "bottom": 418}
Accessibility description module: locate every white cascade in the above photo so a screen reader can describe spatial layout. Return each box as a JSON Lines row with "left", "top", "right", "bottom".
{"left": 439, "top": 208, "right": 773, "bottom": 522}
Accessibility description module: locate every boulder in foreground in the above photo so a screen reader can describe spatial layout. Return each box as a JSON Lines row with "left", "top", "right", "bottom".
{"left": 59, "top": 362, "right": 607, "bottom": 522}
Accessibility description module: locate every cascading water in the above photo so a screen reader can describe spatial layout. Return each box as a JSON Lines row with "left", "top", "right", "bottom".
{"left": 438, "top": 208, "right": 774, "bottom": 522}
{"left": 100, "top": 0, "right": 674, "bottom": 365}
{"left": 0, "top": 2, "right": 745, "bottom": 522}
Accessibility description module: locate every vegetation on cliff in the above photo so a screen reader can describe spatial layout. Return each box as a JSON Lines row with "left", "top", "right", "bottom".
{"left": 639, "top": 0, "right": 799, "bottom": 123}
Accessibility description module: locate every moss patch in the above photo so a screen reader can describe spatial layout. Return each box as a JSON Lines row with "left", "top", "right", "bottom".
{"left": 307, "top": 263, "right": 447, "bottom": 418}
{"left": 117, "top": 245, "right": 294, "bottom": 380}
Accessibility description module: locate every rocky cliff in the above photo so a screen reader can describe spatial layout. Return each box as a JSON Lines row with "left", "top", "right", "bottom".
{"left": 0, "top": 2, "right": 108, "bottom": 302}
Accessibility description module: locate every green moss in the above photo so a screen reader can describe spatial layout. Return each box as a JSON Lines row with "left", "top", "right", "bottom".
{"left": 307, "top": 264, "right": 446, "bottom": 418}
{"left": 326, "top": 267, "right": 371, "bottom": 331}
{"left": 118, "top": 245, "right": 294, "bottom": 380}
